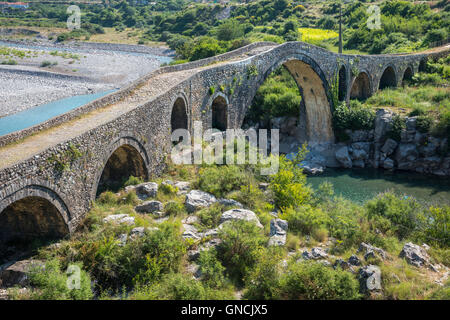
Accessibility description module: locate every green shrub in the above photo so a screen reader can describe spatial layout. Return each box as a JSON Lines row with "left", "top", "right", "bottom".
{"left": 26, "top": 260, "right": 93, "bottom": 300}
{"left": 164, "top": 201, "right": 186, "bottom": 216}
{"left": 124, "top": 176, "right": 144, "bottom": 187}
{"left": 279, "top": 261, "right": 360, "bottom": 300}
{"left": 198, "top": 249, "right": 226, "bottom": 288}
{"left": 333, "top": 101, "right": 376, "bottom": 131}
{"left": 197, "top": 203, "right": 224, "bottom": 229}
{"left": 197, "top": 165, "right": 249, "bottom": 197}
{"left": 270, "top": 150, "right": 312, "bottom": 209}
{"left": 217, "top": 221, "right": 267, "bottom": 284}
{"left": 386, "top": 115, "right": 406, "bottom": 142}
{"left": 159, "top": 183, "right": 178, "bottom": 195}
{"left": 365, "top": 192, "right": 422, "bottom": 239}
{"left": 244, "top": 248, "right": 283, "bottom": 300}
{"left": 97, "top": 191, "right": 118, "bottom": 205}
{"left": 416, "top": 115, "right": 433, "bottom": 133}
{"left": 281, "top": 205, "right": 330, "bottom": 237}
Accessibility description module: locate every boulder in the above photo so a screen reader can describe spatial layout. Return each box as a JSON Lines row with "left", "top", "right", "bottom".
{"left": 333, "top": 259, "right": 351, "bottom": 270}
{"left": 395, "top": 144, "right": 418, "bottom": 170}
{"left": 302, "top": 247, "right": 328, "bottom": 260}
{"left": 135, "top": 201, "right": 164, "bottom": 214}
{"left": 130, "top": 227, "right": 145, "bottom": 238}
{"left": 268, "top": 235, "right": 286, "bottom": 246}
{"left": 359, "top": 265, "right": 382, "bottom": 293}
{"left": 348, "top": 255, "right": 361, "bottom": 266}
{"left": 0, "top": 260, "right": 44, "bottom": 288}
{"left": 219, "top": 209, "right": 263, "bottom": 228}
{"left": 382, "top": 158, "right": 395, "bottom": 170}
{"left": 182, "top": 215, "right": 200, "bottom": 225}
{"left": 399, "top": 242, "right": 430, "bottom": 268}
{"left": 374, "top": 109, "right": 393, "bottom": 142}
{"left": 136, "top": 182, "right": 158, "bottom": 199}
{"left": 270, "top": 219, "right": 288, "bottom": 237}
{"left": 358, "top": 242, "right": 387, "bottom": 260}
{"left": 117, "top": 234, "right": 128, "bottom": 246}
{"left": 163, "top": 180, "right": 191, "bottom": 195}
{"left": 103, "top": 214, "right": 135, "bottom": 226}
{"left": 182, "top": 224, "right": 202, "bottom": 240}
{"left": 185, "top": 190, "right": 217, "bottom": 213}
{"left": 218, "top": 198, "right": 243, "bottom": 208}
{"left": 381, "top": 138, "right": 398, "bottom": 156}
{"left": 336, "top": 146, "right": 352, "bottom": 168}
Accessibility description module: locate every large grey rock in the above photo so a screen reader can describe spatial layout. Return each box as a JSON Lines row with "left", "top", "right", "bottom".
{"left": 219, "top": 209, "right": 263, "bottom": 228}
{"left": 381, "top": 138, "right": 398, "bottom": 156}
{"left": 395, "top": 144, "right": 418, "bottom": 168}
{"left": 218, "top": 198, "right": 243, "bottom": 208}
{"left": 270, "top": 219, "right": 288, "bottom": 236}
{"left": 0, "top": 259, "right": 44, "bottom": 288}
{"left": 135, "top": 200, "right": 164, "bottom": 214}
{"left": 268, "top": 235, "right": 286, "bottom": 246}
{"left": 336, "top": 146, "right": 352, "bottom": 168}
{"left": 359, "top": 265, "right": 382, "bottom": 293}
{"left": 182, "top": 224, "right": 202, "bottom": 240}
{"left": 136, "top": 182, "right": 158, "bottom": 198}
{"left": 185, "top": 190, "right": 217, "bottom": 213}
{"left": 302, "top": 247, "right": 328, "bottom": 260}
{"left": 399, "top": 242, "right": 430, "bottom": 268}
{"left": 382, "top": 158, "right": 395, "bottom": 170}
{"left": 163, "top": 180, "right": 191, "bottom": 195}
{"left": 103, "top": 214, "right": 135, "bottom": 225}
{"left": 348, "top": 255, "right": 361, "bottom": 266}
{"left": 374, "top": 109, "right": 393, "bottom": 142}
{"left": 358, "top": 242, "right": 387, "bottom": 260}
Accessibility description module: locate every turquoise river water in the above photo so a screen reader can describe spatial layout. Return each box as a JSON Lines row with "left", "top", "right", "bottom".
{"left": 307, "top": 168, "right": 450, "bottom": 206}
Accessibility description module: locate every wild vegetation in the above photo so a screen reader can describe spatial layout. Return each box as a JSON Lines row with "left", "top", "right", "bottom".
{"left": 5, "top": 138, "right": 449, "bottom": 300}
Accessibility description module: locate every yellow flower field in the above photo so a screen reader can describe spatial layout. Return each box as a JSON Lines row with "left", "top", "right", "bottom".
{"left": 298, "top": 28, "right": 339, "bottom": 44}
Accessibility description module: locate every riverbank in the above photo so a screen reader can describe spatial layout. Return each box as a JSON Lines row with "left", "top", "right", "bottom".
{"left": 0, "top": 39, "right": 174, "bottom": 118}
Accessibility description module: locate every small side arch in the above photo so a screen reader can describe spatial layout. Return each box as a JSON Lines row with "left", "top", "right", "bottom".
{"left": 94, "top": 136, "right": 150, "bottom": 196}
{"left": 210, "top": 93, "right": 229, "bottom": 131}
{"left": 338, "top": 65, "right": 348, "bottom": 101}
{"left": 350, "top": 71, "right": 372, "bottom": 100}
{"left": 402, "top": 66, "right": 414, "bottom": 86}
{"left": 0, "top": 185, "right": 71, "bottom": 244}
{"left": 171, "top": 94, "right": 189, "bottom": 133}
{"left": 379, "top": 66, "right": 397, "bottom": 90}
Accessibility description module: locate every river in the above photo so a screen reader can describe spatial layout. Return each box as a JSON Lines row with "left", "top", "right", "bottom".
{"left": 307, "top": 168, "right": 450, "bottom": 206}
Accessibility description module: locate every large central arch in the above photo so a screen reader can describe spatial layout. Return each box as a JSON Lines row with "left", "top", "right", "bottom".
{"left": 246, "top": 53, "right": 334, "bottom": 143}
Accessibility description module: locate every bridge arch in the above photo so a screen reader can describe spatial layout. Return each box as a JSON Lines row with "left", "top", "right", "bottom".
{"left": 247, "top": 53, "right": 334, "bottom": 143}
{"left": 379, "top": 66, "right": 397, "bottom": 90}
{"left": 171, "top": 94, "right": 189, "bottom": 133}
{"left": 350, "top": 71, "right": 371, "bottom": 100}
{"left": 338, "top": 65, "right": 348, "bottom": 101}
{"left": 211, "top": 93, "right": 229, "bottom": 131}
{"left": 94, "top": 136, "right": 149, "bottom": 196}
{"left": 402, "top": 66, "right": 414, "bottom": 86}
{"left": 0, "top": 185, "right": 71, "bottom": 245}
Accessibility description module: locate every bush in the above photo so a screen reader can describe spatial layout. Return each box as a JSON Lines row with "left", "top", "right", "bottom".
{"left": 366, "top": 192, "right": 422, "bottom": 239}
{"left": 164, "top": 201, "right": 185, "bottom": 216}
{"left": 281, "top": 205, "right": 330, "bottom": 237}
{"left": 270, "top": 150, "right": 312, "bottom": 209}
{"left": 416, "top": 115, "right": 433, "bottom": 133}
{"left": 333, "top": 101, "right": 376, "bottom": 132}
{"left": 197, "top": 203, "right": 224, "bottom": 229}
{"left": 26, "top": 260, "right": 93, "bottom": 300}
{"left": 97, "top": 191, "right": 118, "bottom": 205}
{"left": 197, "top": 249, "right": 226, "bottom": 288}
{"left": 244, "top": 248, "right": 283, "bottom": 300}
{"left": 197, "top": 165, "right": 249, "bottom": 197}
{"left": 124, "top": 176, "right": 144, "bottom": 187}
{"left": 279, "top": 261, "right": 360, "bottom": 300}
{"left": 217, "top": 221, "right": 267, "bottom": 284}
{"left": 386, "top": 115, "right": 406, "bottom": 142}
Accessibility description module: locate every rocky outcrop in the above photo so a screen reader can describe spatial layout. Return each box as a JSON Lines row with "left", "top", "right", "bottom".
{"left": 359, "top": 265, "right": 382, "bottom": 293}
{"left": 268, "top": 218, "right": 288, "bottom": 246}
{"left": 135, "top": 200, "right": 164, "bottom": 214}
{"left": 185, "top": 190, "right": 217, "bottom": 213}
{"left": 218, "top": 198, "right": 243, "bottom": 208}
{"left": 335, "top": 146, "right": 352, "bottom": 168}
{"left": 399, "top": 242, "right": 431, "bottom": 268}
{"left": 103, "top": 214, "right": 135, "bottom": 225}
{"left": 358, "top": 242, "right": 388, "bottom": 261}
{"left": 126, "top": 182, "right": 158, "bottom": 199}
{"left": 0, "top": 259, "right": 44, "bottom": 288}
{"left": 219, "top": 209, "right": 263, "bottom": 228}
{"left": 302, "top": 247, "right": 328, "bottom": 260}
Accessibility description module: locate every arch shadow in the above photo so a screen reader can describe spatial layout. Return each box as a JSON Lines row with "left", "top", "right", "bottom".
{"left": 350, "top": 71, "right": 372, "bottom": 100}
{"left": 379, "top": 66, "right": 397, "bottom": 90}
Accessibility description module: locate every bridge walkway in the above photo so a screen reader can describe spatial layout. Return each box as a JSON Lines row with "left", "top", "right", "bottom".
{"left": 0, "top": 44, "right": 277, "bottom": 170}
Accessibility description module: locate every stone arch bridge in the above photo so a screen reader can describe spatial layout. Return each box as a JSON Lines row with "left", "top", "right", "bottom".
{"left": 0, "top": 41, "right": 448, "bottom": 245}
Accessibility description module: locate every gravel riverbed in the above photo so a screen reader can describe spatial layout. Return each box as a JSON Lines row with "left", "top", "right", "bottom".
{"left": 0, "top": 40, "right": 174, "bottom": 118}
